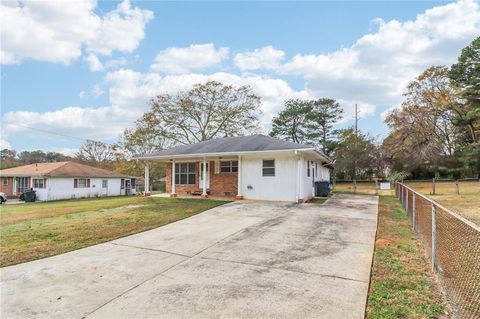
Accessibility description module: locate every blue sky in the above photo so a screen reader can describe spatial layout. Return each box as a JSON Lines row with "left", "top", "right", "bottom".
{"left": 1, "top": 0, "right": 479, "bottom": 154}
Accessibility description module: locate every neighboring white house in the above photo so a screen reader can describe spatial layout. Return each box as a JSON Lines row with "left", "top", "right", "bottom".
{"left": 0, "top": 162, "right": 137, "bottom": 201}
{"left": 136, "top": 135, "right": 333, "bottom": 203}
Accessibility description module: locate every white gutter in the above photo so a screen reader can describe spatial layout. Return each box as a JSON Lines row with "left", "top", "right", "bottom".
{"left": 134, "top": 148, "right": 316, "bottom": 161}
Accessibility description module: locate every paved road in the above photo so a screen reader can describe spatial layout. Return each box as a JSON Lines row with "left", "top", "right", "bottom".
{"left": 1, "top": 194, "right": 378, "bottom": 319}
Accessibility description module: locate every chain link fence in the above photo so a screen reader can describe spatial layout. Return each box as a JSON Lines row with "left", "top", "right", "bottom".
{"left": 395, "top": 182, "right": 480, "bottom": 318}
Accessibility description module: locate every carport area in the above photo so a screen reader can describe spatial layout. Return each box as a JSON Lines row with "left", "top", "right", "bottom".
{"left": 1, "top": 194, "right": 378, "bottom": 319}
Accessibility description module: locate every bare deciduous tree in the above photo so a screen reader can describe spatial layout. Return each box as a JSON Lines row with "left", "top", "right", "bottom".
{"left": 147, "top": 81, "right": 262, "bottom": 145}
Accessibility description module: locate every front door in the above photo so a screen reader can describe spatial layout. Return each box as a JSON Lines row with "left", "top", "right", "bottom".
{"left": 125, "top": 179, "right": 131, "bottom": 195}
{"left": 102, "top": 179, "right": 108, "bottom": 196}
{"left": 17, "top": 177, "right": 29, "bottom": 193}
{"left": 200, "top": 163, "right": 210, "bottom": 189}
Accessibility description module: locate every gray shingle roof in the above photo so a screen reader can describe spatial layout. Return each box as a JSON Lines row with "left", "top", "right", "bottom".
{"left": 138, "top": 135, "right": 313, "bottom": 158}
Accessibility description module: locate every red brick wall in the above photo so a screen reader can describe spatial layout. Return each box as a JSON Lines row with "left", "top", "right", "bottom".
{"left": 165, "top": 161, "right": 238, "bottom": 196}
{"left": 0, "top": 177, "right": 14, "bottom": 197}
{"left": 165, "top": 162, "right": 199, "bottom": 195}
{"left": 209, "top": 161, "right": 238, "bottom": 196}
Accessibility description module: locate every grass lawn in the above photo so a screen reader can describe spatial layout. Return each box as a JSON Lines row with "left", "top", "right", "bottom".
{"left": 406, "top": 181, "right": 480, "bottom": 226}
{"left": 366, "top": 195, "right": 448, "bottom": 319}
{"left": 0, "top": 196, "right": 230, "bottom": 267}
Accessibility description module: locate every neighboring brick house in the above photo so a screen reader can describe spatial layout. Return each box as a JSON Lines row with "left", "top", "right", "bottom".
{"left": 136, "top": 134, "right": 333, "bottom": 203}
{"left": 0, "top": 162, "right": 137, "bottom": 201}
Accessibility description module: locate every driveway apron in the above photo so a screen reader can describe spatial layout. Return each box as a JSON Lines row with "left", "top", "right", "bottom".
{"left": 1, "top": 194, "right": 378, "bottom": 319}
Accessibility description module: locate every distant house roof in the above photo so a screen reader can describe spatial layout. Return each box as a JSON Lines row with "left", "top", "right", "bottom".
{"left": 0, "top": 161, "right": 134, "bottom": 178}
{"left": 136, "top": 134, "right": 332, "bottom": 163}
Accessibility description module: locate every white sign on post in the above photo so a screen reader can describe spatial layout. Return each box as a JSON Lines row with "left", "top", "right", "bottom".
{"left": 380, "top": 182, "right": 391, "bottom": 190}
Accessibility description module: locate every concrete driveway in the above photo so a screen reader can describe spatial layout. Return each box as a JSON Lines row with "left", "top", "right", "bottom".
{"left": 1, "top": 194, "right": 378, "bottom": 319}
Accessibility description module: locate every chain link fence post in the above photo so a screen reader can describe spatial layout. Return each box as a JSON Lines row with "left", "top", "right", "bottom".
{"left": 431, "top": 203, "right": 436, "bottom": 271}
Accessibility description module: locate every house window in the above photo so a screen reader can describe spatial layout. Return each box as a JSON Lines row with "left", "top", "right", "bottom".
{"left": 175, "top": 163, "right": 196, "bottom": 185}
{"left": 262, "top": 160, "right": 275, "bottom": 176}
{"left": 316, "top": 163, "right": 318, "bottom": 177}
{"left": 102, "top": 180, "right": 108, "bottom": 188}
{"left": 307, "top": 161, "right": 310, "bottom": 177}
{"left": 33, "top": 178, "right": 45, "bottom": 188}
{"left": 220, "top": 160, "right": 238, "bottom": 173}
{"left": 74, "top": 178, "right": 90, "bottom": 188}
{"left": 2, "top": 177, "right": 8, "bottom": 186}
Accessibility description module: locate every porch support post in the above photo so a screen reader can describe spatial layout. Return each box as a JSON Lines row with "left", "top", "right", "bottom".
{"left": 201, "top": 158, "right": 208, "bottom": 198}
{"left": 235, "top": 155, "right": 243, "bottom": 200}
{"left": 171, "top": 160, "right": 177, "bottom": 197}
{"left": 297, "top": 156, "right": 303, "bottom": 203}
{"left": 144, "top": 162, "right": 150, "bottom": 196}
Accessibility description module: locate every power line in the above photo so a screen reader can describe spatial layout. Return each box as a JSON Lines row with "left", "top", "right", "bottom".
{"left": 1, "top": 122, "right": 116, "bottom": 145}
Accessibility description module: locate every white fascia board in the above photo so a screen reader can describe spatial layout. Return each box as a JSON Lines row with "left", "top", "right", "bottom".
{"left": 135, "top": 148, "right": 315, "bottom": 161}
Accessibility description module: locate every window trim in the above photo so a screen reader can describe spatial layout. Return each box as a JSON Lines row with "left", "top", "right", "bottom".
{"left": 262, "top": 159, "right": 275, "bottom": 177}
{"left": 74, "top": 178, "right": 90, "bottom": 188}
{"left": 33, "top": 178, "right": 45, "bottom": 189}
{"left": 175, "top": 162, "right": 196, "bottom": 185}
{"left": 219, "top": 160, "right": 238, "bottom": 173}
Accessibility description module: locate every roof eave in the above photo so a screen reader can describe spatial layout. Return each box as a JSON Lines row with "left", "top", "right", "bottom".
{"left": 134, "top": 148, "right": 314, "bottom": 161}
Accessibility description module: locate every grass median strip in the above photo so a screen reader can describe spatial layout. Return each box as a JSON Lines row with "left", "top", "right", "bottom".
{"left": 0, "top": 196, "right": 230, "bottom": 267}
{"left": 366, "top": 195, "right": 448, "bottom": 319}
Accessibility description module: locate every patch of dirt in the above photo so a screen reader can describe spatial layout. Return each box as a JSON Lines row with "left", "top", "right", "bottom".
{"left": 375, "top": 238, "right": 395, "bottom": 246}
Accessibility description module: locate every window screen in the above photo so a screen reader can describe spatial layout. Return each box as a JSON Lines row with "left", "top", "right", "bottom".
{"left": 220, "top": 161, "right": 238, "bottom": 173}
{"left": 33, "top": 178, "right": 45, "bottom": 188}
{"left": 262, "top": 160, "right": 275, "bottom": 176}
{"left": 175, "top": 163, "right": 196, "bottom": 184}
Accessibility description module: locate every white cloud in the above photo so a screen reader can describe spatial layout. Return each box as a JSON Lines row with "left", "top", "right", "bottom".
{"left": 1, "top": 69, "right": 310, "bottom": 142}
{"left": 85, "top": 54, "right": 127, "bottom": 72}
{"left": 0, "top": 139, "right": 12, "bottom": 150}
{"left": 0, "top": 0, "right": 153, "bottom": 65}
{"left": 85, "top": 53, "right": 103, "bottom": 71}
{"left": 2, "top": 0, "right": 478, "bottom": 146}
{"left": 78, "top": 91, "right": 86, "bottom": 99}
{"left": 281, "top": 0, "right": 480, "bottom": 109}
{"left": 85, "top": 0, "right": 153, "bottom": 56}
{"left": 234, "top": 46, "right": 285, "bottom": 71}
{"left": 2, "top": 106, "right": 125, "bottom": 141}
{"left": 150, "top": 43, "right": 229, "bottom": 74}
{"left": 93, "top": 85, "right": 105, "bottom": 97}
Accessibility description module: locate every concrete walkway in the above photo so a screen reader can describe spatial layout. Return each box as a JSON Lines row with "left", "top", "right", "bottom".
{"left": 1, "top": 194, "right": 378, "bottom": 319}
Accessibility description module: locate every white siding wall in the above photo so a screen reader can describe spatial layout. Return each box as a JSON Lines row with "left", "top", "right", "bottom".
{"left": 33, "top": 177, "right": 136, "bottom": 201}
{"left": 299, "top": 158, "right": 331, "bottom": 200}
{"left": 240, "top": 153, "right": 298, "bottom": 202}
{"left": 239, "top": 152, "right": 331, "bottom": 203}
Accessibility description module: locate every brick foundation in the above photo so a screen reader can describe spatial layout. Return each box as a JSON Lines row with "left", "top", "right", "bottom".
{"left": 165, "top": 161, "right": 238, "bottom": 197}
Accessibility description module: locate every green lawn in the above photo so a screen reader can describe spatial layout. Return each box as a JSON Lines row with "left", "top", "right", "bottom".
{"left": 0, "top": 196, "right": 230, "bottom": 267}
{"left": 366, "top": 196, "right": 448, "bottom": 319}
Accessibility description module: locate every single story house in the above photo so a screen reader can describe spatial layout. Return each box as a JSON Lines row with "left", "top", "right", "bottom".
{"left": 0, "top": 161, "right": 137, "bottom": 201}
{"left": 136, "top": 134, "right": 333, "bottom": 203}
